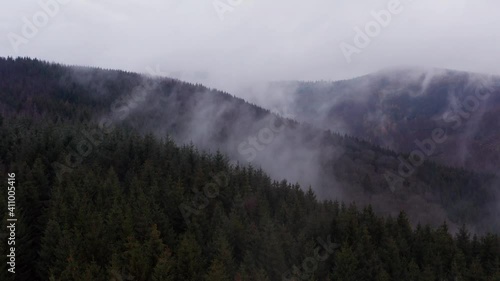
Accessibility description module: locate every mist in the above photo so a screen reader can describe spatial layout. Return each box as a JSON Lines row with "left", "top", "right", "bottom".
{"left": 2, "top": 0, "right": 500, "bottom": 97}
{"left": 2, "top": 2, "right": 500, "bottom": 279}
{"left": 2, "top": 0, "right": 500, "bottom": 232}
{"left": 53, "top": 63, "right": 500, "bottom": 232}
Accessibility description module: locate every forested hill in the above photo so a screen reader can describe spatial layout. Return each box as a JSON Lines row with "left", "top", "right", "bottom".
{"left": 0, "top": 118, "right": 499, "bottom": 281}
{"left": 0, "top": 59, "right": 498, "bottom": 221}
{"left": 0, "top": 57, "right": 499, "bottom": 232}
{"left": 263, "top": 68, "right": 500, "bottom": 174}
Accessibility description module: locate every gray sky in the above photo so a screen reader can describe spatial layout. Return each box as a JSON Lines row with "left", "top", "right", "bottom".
{"left": 1, "top": 0, "right": 499, "bottom": 95}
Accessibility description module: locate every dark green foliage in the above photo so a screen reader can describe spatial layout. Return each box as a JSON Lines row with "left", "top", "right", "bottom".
{"left": 0, "top": 119, "right": 497, "bottom": 281}
{"left": 0, "top": 57, "right": 499, "bottom": 280}
{"left": 0, "top": 57, "right": 498, "bottom": 233}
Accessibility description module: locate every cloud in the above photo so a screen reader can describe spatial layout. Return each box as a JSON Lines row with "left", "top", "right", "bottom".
{"left": 2, "top": 0, "right": 500, "bottom": 98}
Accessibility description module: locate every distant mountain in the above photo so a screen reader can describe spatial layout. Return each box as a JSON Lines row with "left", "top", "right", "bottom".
{"left": 265, "top": 67, "right": 500, "bottom": 173}
{"left": 1, "top": 58, "right": 498, "bottom": 232}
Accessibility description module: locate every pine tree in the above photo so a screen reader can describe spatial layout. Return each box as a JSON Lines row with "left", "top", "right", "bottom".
{"left": 468, "top": 256, "right": 486, "bottom": 281}
{"left": 152, "top": 248, "right": 175, "bottom": 281}
{"left": 205, "top": 259, "right": 230, "bottom": 281}
{"left": 334, "top": 245, "right": 358, "bottom": 281}
{"left": 406, "top": 259, "right": 420, "bottom": 281}
{"left": 175, "top": 233, "right": 203, "bottom": 281}
{"left": 38, "top": 219, "right": 62, "bottom": 279}
{"left": 123, "top": 236, "right": 150, "bottom": 281}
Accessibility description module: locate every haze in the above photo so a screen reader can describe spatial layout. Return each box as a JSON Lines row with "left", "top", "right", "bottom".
{"left": 2, "top": 0, "right": 499, "bottom": 97}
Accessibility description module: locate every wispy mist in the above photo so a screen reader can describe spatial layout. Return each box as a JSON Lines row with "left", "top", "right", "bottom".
{"left": 2, "top": 0, "right": 500, "bottom": 95}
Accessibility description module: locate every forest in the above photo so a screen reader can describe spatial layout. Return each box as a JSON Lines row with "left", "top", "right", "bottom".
{"left": 0, "top": 57, "right": 499, "bottom": 280}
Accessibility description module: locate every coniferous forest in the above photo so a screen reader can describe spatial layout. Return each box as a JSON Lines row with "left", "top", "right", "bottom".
{"left": 0, "top": 58, "right": 499, "bottom": 281}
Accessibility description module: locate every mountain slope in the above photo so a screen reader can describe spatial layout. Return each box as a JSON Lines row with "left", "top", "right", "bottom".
{"left": 1, "top": 120, "right": 498, "bottom": 281}
{"left": 264, "top": 67, "right": 500, "bottom": 174}
{"left": 0, "top": 58, "right": 498, "bottom": 232}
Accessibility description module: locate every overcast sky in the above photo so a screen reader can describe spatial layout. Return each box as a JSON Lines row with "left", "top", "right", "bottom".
{"left": 1, "top": 0, "right": 499, "bottom": 94}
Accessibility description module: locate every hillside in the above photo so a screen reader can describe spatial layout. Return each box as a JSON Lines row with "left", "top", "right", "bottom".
{"left": 1, "top": 57, "right": 500, "bottom": 280}
{"left": 0, "top": 57, "right": 499, "bottom": 233}
{"left": 1, "top": 120, "right": 499, "bottom": 280}
{"left": 263, "top": 68, "right": 500, "bottom": 174}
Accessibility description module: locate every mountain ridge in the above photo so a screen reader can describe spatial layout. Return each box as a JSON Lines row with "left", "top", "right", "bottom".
{"left": 264, "top": 67, "right": 500, "bottom": 174}
{"left": 1, "top": 57, "right": 498, "bottom": 233}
